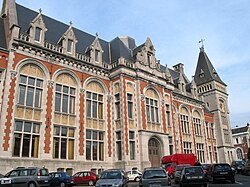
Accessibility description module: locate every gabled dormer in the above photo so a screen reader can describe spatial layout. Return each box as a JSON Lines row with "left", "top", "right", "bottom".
{"left": 28, "top": 9, "right": 47, "bottom": 46}
{"left": 85, "top": 33, "right": 103, "bottom": 65}
{"left": 134, "top": 37, "right": 158, "bottom": 68}
{"left": 58, "top": 22, "right": 77, "bottom": 57}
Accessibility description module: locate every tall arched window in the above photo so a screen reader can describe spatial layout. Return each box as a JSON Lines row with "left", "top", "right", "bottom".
{"left": 180, "top": 107, "right": 190, "bottom": 134}
{"left": 53, "top": 73, "right": 77, "bottom": 160}
{"left": 145, "top": 88, "right": 159, "bottom": 124}
{"left": 13, "top": 63, "right": 45, "bottom": 158}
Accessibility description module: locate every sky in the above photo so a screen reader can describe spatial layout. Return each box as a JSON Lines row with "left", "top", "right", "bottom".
{"left": 8, "top": 0, "right": 250, "bottom": 127}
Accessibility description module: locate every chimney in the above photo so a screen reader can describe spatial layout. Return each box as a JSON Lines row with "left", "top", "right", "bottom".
{"left": 173, "top": 63, "right": 184, "bottom": 74}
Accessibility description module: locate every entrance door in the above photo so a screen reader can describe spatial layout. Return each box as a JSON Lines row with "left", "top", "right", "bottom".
{"left": 148, "top": 138, "right": 161, "bottom": 167}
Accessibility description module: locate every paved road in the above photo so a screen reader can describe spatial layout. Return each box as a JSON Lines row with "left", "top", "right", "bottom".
{"left": 75, "top": 174, "right": 250, "bottom": 187}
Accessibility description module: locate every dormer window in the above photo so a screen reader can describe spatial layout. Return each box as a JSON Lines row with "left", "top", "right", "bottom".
{"left": 67, "top": 39, "right": 73, "bottom": 53}
{"left": 95, "top": 49, "right": 99, "bottom": 62}
{"left": 147, "top": 54, "right": 152, "bottom": 64}
{"left": 34, "top": 27, "right": 42, "bottom": 42}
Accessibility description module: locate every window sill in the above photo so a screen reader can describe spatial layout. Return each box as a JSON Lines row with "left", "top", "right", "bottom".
{"left": 54, "top": 111, "right": 76, "bottom": 117}
{"left": 16, "top": 104, "right": 42, "bottom": 111}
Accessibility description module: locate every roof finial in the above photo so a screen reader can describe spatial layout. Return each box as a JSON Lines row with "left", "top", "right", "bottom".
{"left": 69, "top": 21, "right": 72, "bottom": 26}
{"left": 199, "top": 38, "right": 205, "bottom": 51}
{"left": 96, "top": 32, "right": 99, "bottom": 38}
{"left": 38, "top": 8, "right": 42, "bottom": 14}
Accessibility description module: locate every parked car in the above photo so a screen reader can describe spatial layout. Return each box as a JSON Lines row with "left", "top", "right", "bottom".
{"left": 231, "top": 160, "right": 245, "bottom": 174}
{"left": 0, "top": 167, "right": 50, "bottom": 187}
{"left": 95, "top": 169, "right": 128, "bottom": 187}
{"left": 211, "top": 163, "right": 235, "bottom": 183}
{"left": 126, "top": 169, "right": 142, "bottom": 182}
{"left": 202, "top": 164, "right": 212, "bottom": 177}
{"left": 70, "top": 171, "right": 97, "bottom": 186}
{"left": 174, "top": 164, "right": 190, "bottom": 184}
{"left": 139, "top": 167, "right": 171, "bottom": 187}
{"left": 179, "top": 166, "right": 209, "bottom": 187}
{"left": 49, "top": 172, "right": 71, "bottom": 187}
{"left": 0, "top": 174, "right": 4, "bottom": 178}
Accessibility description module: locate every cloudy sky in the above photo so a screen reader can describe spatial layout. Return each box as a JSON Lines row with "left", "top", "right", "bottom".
{"left": 11, "top": 0, "right": 250, "bottom": 127}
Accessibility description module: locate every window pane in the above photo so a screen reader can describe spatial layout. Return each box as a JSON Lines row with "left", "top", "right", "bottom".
{"left": 18, "top": 85, "right": 26, "bottom": 105}
{"left": 98, "top": 95, "right": 103, "bottom": 101}
{"left": 68, "top": 128, "right": 74, "bottom": 137}
{"left": 99, "top": 142, "right": 104, "bottom": 161}
{"left": 55, "top": 93, "right": 61, "bottom": 112}
{"left": 61, "top": 127, "right": 67, "bottom": 136}
{"left": 35, "top": 27, "right": 41, "bottom": 42}
{"left": 28, "top": 77, "right": 35, "bottom": 86}
{"left": 26, "top": 87, "right": 34, "bottom": 106}
{"left": 53, "top": 137, "right": 59, "bottom": 158}
{"left": 62, "top": 95, "right": 68, "bottom": 113}
{"left": 99, "top": 132, "right": 104, "bottom": 140}
{"left": 22, "top": 134, "right": 31, "bottom": 157}
{"left": 36, "top": 79, "right": 43, "bottom": 87}
{"left": 33, "top": 123, "right": 40, "bottom": 133}
{"left": 54, "top": 126, "right": 60, "bottom": 136}
{"left": 87, "top": 100, "right": 91, "bottom": 117}
{"left": 92, "top": 101, "right": 97, "bottom": 118}
{"left": 61, "top": 138, "right": 67, "bottom": 159}
{"left": 34, "top": 89, "right": 42, "bottom": 107}
{"left": 86, "top": 92, "right": 91, "bottom": 99}
{"left": 98, "top": 103, "right": 103, "bottom": 119}
{"left": 93, "top": 131, "right": 97, "bottom": 140}
{"left": 13, "top": 133, "right": 21, "bottom": 156}
{"left": 86, "top": 141, "right": 91, "bottom": 160}
{"left": 70, "top": 88, "right": 75, "bottom": 95}
{"left": 31, "top": 135, "right": 39, "bottom": 158}
{"left": 63, "top": 86, "right": 69, "bottom": 94}
{"left": 56, "top": 84, "right": 62, "bottom": 92}
{"left": 86, "top": 130, "right": 91, "bottom": 139}
{"left": 24, "top": 122, "right": 31, "bottom": 132}
{"left": 67, "top": 39, "right": 73, "bottom": 52}
{"left": 20, "top": 75, "right": 27, "bottom": 84}
{"left": 68, "top": 139, "right": 74, "bottom": 160}
{"left": 92, "top": 93, "right": 97, "bottom": 100}
{"left": 15, "top": 121, "right": 23, "bottom": 131}
{"left": 69, "top": 96, "right": 75, "bottom": 114}
{"left": 93, "top": 142, "right": 97, "bottom": 160}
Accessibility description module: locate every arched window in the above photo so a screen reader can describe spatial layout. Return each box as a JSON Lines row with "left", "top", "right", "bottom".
{"left": 53, "top": 73, "right": 77, "bottom": 160}
{"left": 180, "top": 107, "right": 190, "bottom": 134}
{"left": 236, "top": 148, "right": 243, "bottom": 160}
{"left": 13, "top": 63, "right": 45, "bottom": 158}
{"left": 145, "top": 88, "right": 159, "bottom": 123}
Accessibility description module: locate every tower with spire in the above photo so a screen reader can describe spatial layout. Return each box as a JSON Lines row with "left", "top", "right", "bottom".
{"left": 194, "top": 44, "right": 235, "bottom": 163}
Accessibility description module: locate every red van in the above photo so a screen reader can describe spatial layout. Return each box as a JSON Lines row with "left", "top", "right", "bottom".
{"left": 161, "top": 154, "right": 196, "bottom": 179}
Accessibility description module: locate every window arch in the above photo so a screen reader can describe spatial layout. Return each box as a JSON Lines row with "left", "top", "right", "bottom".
{"left": 193, "top": 110, "right": 202, "bottom": 136}
{"left": 13, "top": 63, "right": 45, "bottom": 158}
{"left": 86, "top": 81, "right": 104, "bottom": 119}
{"left": 145, "top": 88, "right": 160, "bottom": 123}
{"left": 180, "top": 107, "right": 190, "bottom": 134}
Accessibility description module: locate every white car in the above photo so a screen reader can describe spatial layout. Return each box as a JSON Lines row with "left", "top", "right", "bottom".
{"left": 126, "top": 170, "right": 142, "bottom": 182}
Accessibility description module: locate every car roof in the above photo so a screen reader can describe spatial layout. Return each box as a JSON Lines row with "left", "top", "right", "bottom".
{"left": 144, "top": 167, "right": 165, "bottom": 171}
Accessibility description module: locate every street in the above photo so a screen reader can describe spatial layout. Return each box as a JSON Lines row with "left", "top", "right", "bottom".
{"left": 125, "top": 174, "right": 250, "bottom": 187}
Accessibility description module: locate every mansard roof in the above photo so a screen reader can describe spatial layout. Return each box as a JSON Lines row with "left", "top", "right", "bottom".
{"left": 194, "top": 47, "right": 226, "bottom": 86}
{"left": 232, "top": 126, "right": 249, "bottom": 135}
{"left": 16, "top": 4, "right": 110, "bottom": 63}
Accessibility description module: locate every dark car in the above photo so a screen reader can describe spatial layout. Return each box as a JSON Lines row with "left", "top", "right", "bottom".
{"left": 231, "top": 160, "right": 245, "bottom": 174}
{"left": 174, "top": 164, "right": 190, "bottom": 184}
{"left": 211, "top": 163, "right": 235, "bottom": 183}
{"left": 95, "top": 169, "right": 128, "bottom": 187}
{"left": 70, "top": 171, "right": 97, "bottom": 186}
{"left": 202, "top": 164, "right": 212, "bottom": 176}
{"left": 179, "top": 166, "right": 209, "bottom": 187}
{"left": 49, "top": 172, "right": 71, "bottom": 187}
{"left": 0, "top": 167, "right": 50, "bottom": 187}
{"left": 139, "top": 167, "right": 171, "bottom": 187}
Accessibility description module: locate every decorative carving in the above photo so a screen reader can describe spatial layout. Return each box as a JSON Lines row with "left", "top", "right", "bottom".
{"left": 107, "top": 95, "right": 112, "bottom": 102}
{"left": 80, "top": 88, "right": 85, "bottom": 95}
{"left": 140, "top": 94, "right": 145, "bottom": 101}
{"left": 161, "top": 99, "right": 165, "bottom": 107}
{"left": 10, "top": 70, "right": 17, "bottom": 79}
{"left": 48, "top": 80, "right": 54, "bottom": 88}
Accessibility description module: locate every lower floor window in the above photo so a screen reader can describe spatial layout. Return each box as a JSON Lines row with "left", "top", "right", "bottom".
{"left": 196, "top": 143, "right": 205, "bottom": 163}
{"left": 183, "top": 141, "right": 192, "bottom": 154}
{"left": 13, "top": 121, "right": 40, "bottom": 158}
{"left": 86, "top": 129, "right": 104, "bottom": 161}
{"left": 53, "top": 125, "right": 75, "bottom": 159}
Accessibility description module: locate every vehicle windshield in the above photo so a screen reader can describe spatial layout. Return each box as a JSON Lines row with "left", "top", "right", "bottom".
{"left": 100, "top": 171, "right": 122, "bottom": 179}
{"left": 185, "top": 167, "right": 203, "bottom": 175}
{"left": 143, "top": 170, "right": 167, "bottom": 179}
{"left": 176, "top": 165, "right": 190, "bottom": 171}
{"left": 214, "top": 164, "right": 231, "bottom": 172}
{"left": 235, "top": 161, "right": 244, "bottom": 166}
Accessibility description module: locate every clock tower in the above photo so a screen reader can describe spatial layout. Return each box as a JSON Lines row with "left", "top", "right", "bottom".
{"left": 194, "top": 46, "right": 235, "bottom": 163}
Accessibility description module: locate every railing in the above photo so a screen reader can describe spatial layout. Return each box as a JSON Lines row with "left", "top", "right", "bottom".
{"left": 76, "top": 52, "right": 90, "bottom": 63}
{"left": 44, "top": 41, "right": 63, "bottom": 53}
{"left": 19, "top": 33, "right": 29, "bottom": 42}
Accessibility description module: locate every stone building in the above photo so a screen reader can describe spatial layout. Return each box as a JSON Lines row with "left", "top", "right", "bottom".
{"left": 0, "top": 0, "right": 235, "bottom": 175}
{"left": 232, "top": 124, "right": 250, "bottom": 160}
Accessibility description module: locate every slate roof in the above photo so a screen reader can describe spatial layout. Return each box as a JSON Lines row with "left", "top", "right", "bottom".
{"left": 194, "top": 48, "right": 226, "bottom": 86}
{"left": 0, "top": 18, "right": 7, "bottom": 50}
{"left": 16, "top": 3, "right": 111, "bottom": 63}
{"left": 232, "top": 126, "right": 249, "bottom": 135}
